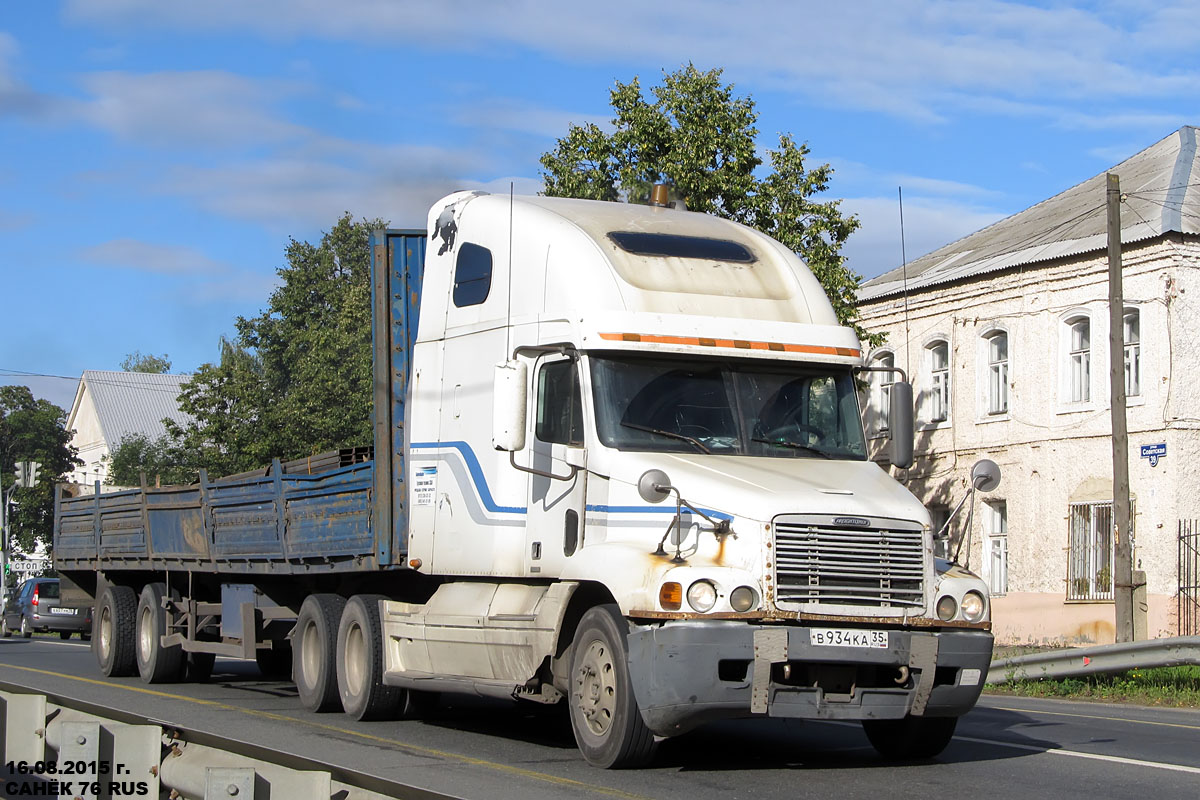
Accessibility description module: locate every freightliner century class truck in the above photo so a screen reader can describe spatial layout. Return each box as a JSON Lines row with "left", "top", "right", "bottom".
{"left": 54, "top": 187, "right": 994, "bottom": 768}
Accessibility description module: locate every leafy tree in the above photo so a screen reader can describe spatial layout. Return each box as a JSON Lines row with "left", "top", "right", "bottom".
{"left": 121, "top": 351, "right": 171, "bottom": 373}
{"left": 105, "top": 433, "right": 197, "bottom": 488}
{"left": 540, "top": 64, "right": 881, "bottom": 346}
{"left": 0, "top": 386, "right": 81, "bottom": 558}
{"left": 167, "top": 213, "right": 384, "bottom": 475}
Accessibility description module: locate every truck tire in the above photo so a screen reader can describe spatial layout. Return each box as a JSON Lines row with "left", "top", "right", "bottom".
{"left": 96, "top": 585, "right": 138, "bottom": 677}
{"left": 336, "top": 594, "right": 403, "bottom": 720}
{"left": 136, "top": 583, "right": 184, "bottom": 683}
{"left": 567, "top": 605, "right": 656, "bottom": 768}
{"left": 294, "top": 594, "right": 346, "bottom": 712}
{"left": 863, "top": 715, "right": 958, "bottom": 760}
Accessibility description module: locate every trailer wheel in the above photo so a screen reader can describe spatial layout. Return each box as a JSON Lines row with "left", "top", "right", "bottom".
{"left": 136, "top": 583, "right": 183, "bottom": 683}
{"left": 95, "top": 585, "right": 137, "bottom": 677}
{"left": 294, "top": 594, "right": 346, "bottom": 712}
{"left": 567, "top": 605, "right": 656, "bottom": 768}
{"left": 863, "top": 715, "right": 958, "bottom": 760}
{"left": 336, "top": 594, "right": 403, "bottom": 720}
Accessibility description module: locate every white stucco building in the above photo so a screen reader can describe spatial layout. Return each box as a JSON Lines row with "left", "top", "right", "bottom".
{"left": 66, "top": 370, "right": 193, "bottom": 491}
{"left": 857, "top": 127, "right": 1200, "bottom": 645}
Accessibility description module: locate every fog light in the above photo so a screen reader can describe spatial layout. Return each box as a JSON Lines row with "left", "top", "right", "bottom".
{"left": 687, "top": 580, "right": 718, "bottom": 613}
{"left": 961, "top": 591, "right": 986, "bottom": 622}
{"left": 730, "top": 585, "right": 758, "bottom": 612}
{"left": 936, "top": 595, "right": 958, "bottom": 621}
{"left": 659, "top": 582, "right": 682, "bottom": 611}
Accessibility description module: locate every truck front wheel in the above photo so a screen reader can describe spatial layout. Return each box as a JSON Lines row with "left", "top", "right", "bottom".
{"left": 294, "top": 594, "right": 346, "bottom": 712}
{"left": 336, "top": 594, "right": 403, "bottom": 720}
{"left": 862, "top": 715, "right": 958, "bottom": 760}
{"left": 136, "top": 583, "right": 184, "bottom": 683}
{"left": 567, "top": 605, "right": 656, "bottom": 768}
{"left": 96, "top": 585, "right": 137, "bottom": 677}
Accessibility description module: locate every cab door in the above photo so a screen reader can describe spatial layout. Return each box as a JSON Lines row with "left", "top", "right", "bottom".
{"left": 523, "top": 354, "right": 587, "bottom": 576}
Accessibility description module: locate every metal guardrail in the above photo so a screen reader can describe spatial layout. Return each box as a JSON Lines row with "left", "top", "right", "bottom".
{"left": 986, "top": 635, "right": 1200, "bottom": 684}
{"left": 0, "top": 684, "right": 458, "bottom": 800}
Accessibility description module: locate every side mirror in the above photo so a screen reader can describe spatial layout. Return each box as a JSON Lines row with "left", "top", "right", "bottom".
{"left": 492, "top": 360, "right": 527, "bottom": 451}
{"left": 971, "top": 458, "right": 1001, "bottom": 492}
{"left": 889, "top": 381, "right": 914, "bottom": 469}
{"left": 637, "top": 469, "right": 672, "bottom": 503}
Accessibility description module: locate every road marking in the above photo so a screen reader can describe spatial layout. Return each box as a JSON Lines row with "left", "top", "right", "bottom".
{"left": 983, "top": 703, "right": 1200, "bottom": 732}
{"left": 0, "top": 663, "right": 654, "bottom": 800}
{"left": 820, "top": 720, "right": 1200, "bottom": 774}
{"left": 951, "top": 733, "right": 1200, "bottom": 774}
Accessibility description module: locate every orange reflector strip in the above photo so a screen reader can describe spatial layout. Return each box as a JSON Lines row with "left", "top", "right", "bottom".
{"left": 599, "top": 332, "right": 860, "bottom": 358}
{"left": 660, "top": 582, "right": 682, "bottom": 610}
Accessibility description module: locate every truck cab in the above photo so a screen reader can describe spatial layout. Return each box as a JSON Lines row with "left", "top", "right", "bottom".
{"left": 380, "top": 191, "right": 993, "bottom": 766}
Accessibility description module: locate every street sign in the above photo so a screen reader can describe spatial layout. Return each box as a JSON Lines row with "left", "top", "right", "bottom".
{"left": 9, "top": 559, "right": 49, "bottom": 574}
{"left": 1140, "top": 443, "right": 1167, "bottom": 468}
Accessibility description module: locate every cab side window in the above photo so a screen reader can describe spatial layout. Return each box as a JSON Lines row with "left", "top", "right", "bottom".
{"left": 536, "top": 360, "right": 584, "bottom": 445}
{"left": 453, "top": 242, "right": 492, "bottom": 307}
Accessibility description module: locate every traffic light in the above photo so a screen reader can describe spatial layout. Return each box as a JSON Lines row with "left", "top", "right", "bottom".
{"left": 13, "top": 461, "right": 41, "bottom": 488}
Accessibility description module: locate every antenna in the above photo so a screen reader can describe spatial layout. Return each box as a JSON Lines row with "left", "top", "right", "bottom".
{"left": 506, "top": 182, "right": 514, "bottom": 358}
{"left": 898, "top": 186, "right": 912, "bottom": 376}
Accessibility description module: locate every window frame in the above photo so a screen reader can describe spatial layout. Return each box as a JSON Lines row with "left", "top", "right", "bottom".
{"left": 1123, "top": 308, "right": 1141, "bottom": 398}
{"left": 983, "top": 500, "right": 1008, "bottom": 596}
{"left": 983, "top": 329, "right": 1009, "bottom": 417}
{"left": 1060, "top": 312, "right": 1093, "bottom": 409}
{"left": 924, "top": 338, "right": 950, "bottom": 425}
{"left": 1066, "top": 500, "right": 1134, "bottom": 602}
{"left": 534, "top": 358, "right": 585, "bottom": 447}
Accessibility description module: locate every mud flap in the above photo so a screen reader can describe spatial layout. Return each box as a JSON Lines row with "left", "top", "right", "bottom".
{"left": 908, "top": 635, "right": 940, "bottom": 716}
{"left": 750, "top": 628, "right": 788, "bottom": 714}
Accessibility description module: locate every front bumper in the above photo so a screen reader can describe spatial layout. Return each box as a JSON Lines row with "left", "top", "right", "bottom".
{"left": 626, "top": 620, "right": 993, "bottom": 736}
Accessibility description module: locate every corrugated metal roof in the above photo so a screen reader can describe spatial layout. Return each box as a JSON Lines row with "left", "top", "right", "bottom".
{"left": 860, "top": 126, "right": 1200, "bottom": 301}
{"left": 79, "top": 370, "right": 194, "bottom": 445}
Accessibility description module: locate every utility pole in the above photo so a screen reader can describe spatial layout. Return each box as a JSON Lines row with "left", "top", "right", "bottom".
{"left": 1107, "top": 172, "right": 1135, "bottom": 642}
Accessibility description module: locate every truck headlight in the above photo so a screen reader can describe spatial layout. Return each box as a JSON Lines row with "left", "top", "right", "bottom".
{"left": 936, "top": 595, "right": 958, "bottom": 621}
{"left": 961, "top": 591, "right": 986, "bottom": 622}
{"left": 687, "top": 580, "right": 718, "bottom": 613}
{"left": 729, "top": 585, "right": 758, "bottom": 612}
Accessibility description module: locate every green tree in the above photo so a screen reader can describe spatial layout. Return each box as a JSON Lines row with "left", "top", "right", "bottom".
{"left": 0, "top": 386, "right": 81, "bottom": 556}
{"left": 167, "top": 213, "right": 384, "bottom": 475}
{"left": 540, "top": 64, "right": 881, "bottom": 346}
{"left": 105, "top": 433, "right": 197, "bottom": 488}
{"left": 121, "top": 351, "right": 172, "bottom": 373}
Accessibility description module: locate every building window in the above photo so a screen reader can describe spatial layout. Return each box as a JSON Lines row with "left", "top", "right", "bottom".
{"left": 453, "top": 242, "right": 492, "bottom": 307}
{"left": 1067, "top": 500, "right": 1133, "bottom": 601}
{"left": 871, "top": 352, "right": 894, "bottom": 433}
{"left": 984, "top": 501, "right": 1008, "bottom": 596}
{"left": 1067, "top": 316, "right": 1090, "bottom": 403}
{"left": 985, "top": 331, "right": 1009, "bottom": 414}
{"left": 1124, "top": 310, "right": 1140, "bottom": 397}
{"left": 926, "top": 340, "right": 949, "bottom": 423}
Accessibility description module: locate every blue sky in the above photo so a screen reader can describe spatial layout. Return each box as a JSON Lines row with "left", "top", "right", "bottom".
{"left": 2, "top": 0, "right": 1197, "bottom": 410}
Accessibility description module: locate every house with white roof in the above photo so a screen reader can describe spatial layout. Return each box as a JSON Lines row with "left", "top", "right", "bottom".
{"left": 856, "top": 126, "right": 1200, "bottom": 644}
{"left": 66, "top": 371, "right": 193, "bottom": 491}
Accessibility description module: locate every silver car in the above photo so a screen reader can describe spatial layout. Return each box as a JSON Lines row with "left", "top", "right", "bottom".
{"left": 2, "top": 577, "right": 92, "bottom": 639}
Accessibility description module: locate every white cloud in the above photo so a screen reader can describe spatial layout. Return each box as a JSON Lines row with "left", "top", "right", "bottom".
{"left": 841, "top": 195, "right": 1006, "bottom": 279}
{"left": 74, "top": 71, "right": 308, "bottom": 148}
{"left": 449, "top": 98, "right": 608, "bottom": 139}
{"left": 62, "top": 0, "right": 1200, "bottom": 125}
{"left": 78, "top": 238, "right": 232, "bottom": 275}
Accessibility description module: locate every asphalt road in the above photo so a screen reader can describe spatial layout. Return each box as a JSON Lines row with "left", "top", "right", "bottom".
{"left": 3, "top": 634, "right": 1199, "bottom": 800}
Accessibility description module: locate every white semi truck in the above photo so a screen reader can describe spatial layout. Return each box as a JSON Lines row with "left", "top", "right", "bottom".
{"left": 56, "top": 188, "right": 994, "bottom": 768}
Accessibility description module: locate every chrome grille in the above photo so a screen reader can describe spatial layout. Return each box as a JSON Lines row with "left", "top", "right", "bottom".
{"left": 773, "top": 516, "right": 926, "bottom": 611}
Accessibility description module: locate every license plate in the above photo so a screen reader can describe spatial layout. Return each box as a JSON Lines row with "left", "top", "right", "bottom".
{"left": 810, "top": 628, "right": 888, "bottom": 648}
{"left": 49, "top": 608, "right": 75, "bottom": 616}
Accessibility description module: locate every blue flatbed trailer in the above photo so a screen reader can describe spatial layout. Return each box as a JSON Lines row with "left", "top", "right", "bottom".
{"left": 52, "top": 230, "right": 427, "bottom": 664}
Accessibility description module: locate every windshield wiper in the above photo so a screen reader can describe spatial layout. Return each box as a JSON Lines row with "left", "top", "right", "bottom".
{"left": 621, "top": 422, "right": 712, "bottom": 454}
{"left": 752, "top": 437, "right": 832, "bottom": 459}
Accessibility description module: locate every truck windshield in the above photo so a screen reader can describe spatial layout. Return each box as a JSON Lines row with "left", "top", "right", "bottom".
{"left": 590, "top": 354, "right": 867, "bottom": 459}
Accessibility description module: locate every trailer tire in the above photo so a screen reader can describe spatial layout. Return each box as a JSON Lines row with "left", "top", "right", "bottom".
{"left": 567, "top": 605, "right": 657, "bottom": 768}
{"left": 294, "top": 594, "right": 346, "bottom": 712}
{"left": 136, "top": 583, "right": 183, "bottom": 683}
{"left": 862, "top": 715, "right": 958, "bottom": 760}
{"left": 95, "top": 585, "right": 137, "bottom": 677}
{"left": 336, "top": 594, "right": 403, "bottom": 720}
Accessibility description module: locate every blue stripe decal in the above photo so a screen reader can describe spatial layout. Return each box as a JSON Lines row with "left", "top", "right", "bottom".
{"left": 586, "top": 504, "right": 733, "bottom": 521}
{"left": 410, "top": 441, "right": 527, "bottom": 514}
